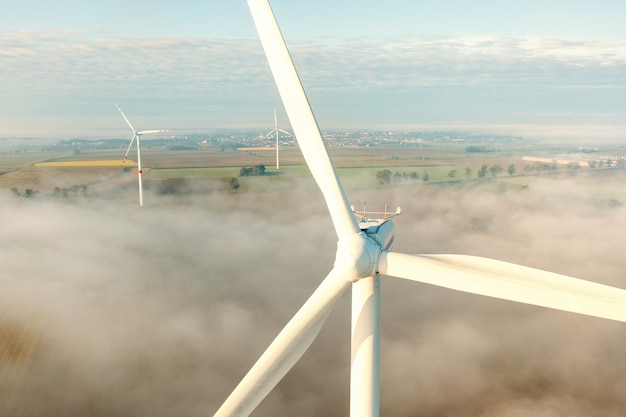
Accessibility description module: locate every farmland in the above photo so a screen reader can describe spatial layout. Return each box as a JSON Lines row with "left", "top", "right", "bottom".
{"left": 2, "top": 137, "right": 626, "bottom": 200}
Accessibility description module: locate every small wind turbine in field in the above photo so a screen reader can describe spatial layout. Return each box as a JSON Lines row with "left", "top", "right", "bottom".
{"left": 264, "top": 108, "right": 292, "bottom": 169}
{"left": 115, "top": 104, "right": 167, "bottom": 207}
{"left": 212, "top": 1, "right": 626, "bottom": 417}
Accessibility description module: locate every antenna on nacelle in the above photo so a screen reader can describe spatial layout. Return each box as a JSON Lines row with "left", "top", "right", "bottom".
{"left": 351, "top": 202, "right": 402, "bottom": 222}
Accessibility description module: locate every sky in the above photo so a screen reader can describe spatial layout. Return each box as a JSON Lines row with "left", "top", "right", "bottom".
{"left": 1, "top": 0, "right": 626, "bottom": 140}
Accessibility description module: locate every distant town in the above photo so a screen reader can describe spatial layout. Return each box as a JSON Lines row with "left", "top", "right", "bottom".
{"left": 3, "top": 130, "right": 625, "bottom": 167}
{"left": 0, "top": 129, "right": 536, "bottom": 154}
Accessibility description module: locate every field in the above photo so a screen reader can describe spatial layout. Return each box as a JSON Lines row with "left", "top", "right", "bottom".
{"left": 1, "top": 141, "right": 625, "bottom": 199}
{"left": 35, "top": 160, "right": 135, "bottom": 167}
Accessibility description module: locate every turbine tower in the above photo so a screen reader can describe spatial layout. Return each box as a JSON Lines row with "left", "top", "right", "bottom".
{"left": 213, "top": 1, "right": 626, "bottom": 416}
{"left": 115, "top": 104, "right": 167, "bottom": 207}
{"left": 264, "top": 108, "right": 292, "bottom": 169}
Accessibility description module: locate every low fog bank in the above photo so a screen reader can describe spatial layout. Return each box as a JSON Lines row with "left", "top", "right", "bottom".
{"left": 1, "top": 171, "right": 626, "bottom": 416}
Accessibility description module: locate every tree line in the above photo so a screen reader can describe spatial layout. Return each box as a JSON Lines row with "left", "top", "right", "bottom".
{"left": 376, "top": 164, "right": 517, "bottom": 184}
{"left": 239, "top": 164, "right": 266, "bottom": 176}
{"left": 10, "top": 185, "right": 88, "bottom": 198}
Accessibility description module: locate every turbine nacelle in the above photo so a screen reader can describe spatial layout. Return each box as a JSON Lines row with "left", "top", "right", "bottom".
{"left": 358, "top": 218, "right": 395, "bottom": 252}
{"left": 333, "top": 207, "right": 398, "bottom": 280}
{"left": 334, "top": 232, "right": 381, "bottom": 281}
{"left": 350, "top": 203, "right": 399, "bottom": 252}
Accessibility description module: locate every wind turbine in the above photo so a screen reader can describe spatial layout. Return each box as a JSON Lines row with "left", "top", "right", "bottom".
{"left": 115, "top": 104, "right": 167, "bottom": 207}
{"left": 264, "top": 108, "right": 293, "bottom": 169}
{"left": 213, "top": 1, "right": 626, "bottom": 417}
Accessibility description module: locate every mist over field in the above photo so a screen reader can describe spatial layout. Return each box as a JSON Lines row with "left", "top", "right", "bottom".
{"left": 2, "top": 171, "right": 626, "bottom": 417}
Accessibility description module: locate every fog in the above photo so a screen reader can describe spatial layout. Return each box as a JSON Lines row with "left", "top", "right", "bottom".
{"left": 1, "top": 171, "right": 626, "bottom": 416}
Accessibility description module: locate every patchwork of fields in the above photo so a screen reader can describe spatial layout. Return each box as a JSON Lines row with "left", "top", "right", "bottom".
{"left": 2, "top": 143, "right": 625, "bottom": 199}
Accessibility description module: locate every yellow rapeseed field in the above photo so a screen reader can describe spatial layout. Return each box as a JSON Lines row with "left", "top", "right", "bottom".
{"left": 35, "top": 160, "right": 137, "bottom": 167}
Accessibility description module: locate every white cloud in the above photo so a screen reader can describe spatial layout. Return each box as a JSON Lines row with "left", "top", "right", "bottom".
{"left": 1, "top": 30, "right": 625, "bottom": 136}
{"left": 2, "top": 172, "right": 626, "bottom": 416}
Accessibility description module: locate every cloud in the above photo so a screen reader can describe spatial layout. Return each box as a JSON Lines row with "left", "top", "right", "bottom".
{"left": 0, "top": 31, "right": 272, "bottom": 101}
{"left": 1, "top": 30, "right": 625, "bottom": 136}
{"left": 1, "top": 169, "right": 626, "bottom": 416}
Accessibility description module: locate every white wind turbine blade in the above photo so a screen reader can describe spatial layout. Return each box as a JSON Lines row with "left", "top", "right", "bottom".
{"left": 115, "top": 103, "right": 136, "bottom": 134}
{"left": 248, "top": 0, "right": 359, "bottom": 241}
{"left": 379, "top": 252, "right": 626, "bottom": 322}
{"left": 264, "top": 110, "right": 291, "bottom": 138}
{"left": 122, "top": 134, "right": 136, "bottom": 166}
{"left": 117, "top": 104, "right": 137, "bottom": 166}
{"left": 137, "top": 129, "right": 168, "bottom": 135}
{"left": 213, "top": 267, "right": 352, "bottom": 417}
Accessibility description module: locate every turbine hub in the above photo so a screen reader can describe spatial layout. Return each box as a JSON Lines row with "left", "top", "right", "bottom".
{"left": 334, "top": 232, "right": 380, "bottom": 281}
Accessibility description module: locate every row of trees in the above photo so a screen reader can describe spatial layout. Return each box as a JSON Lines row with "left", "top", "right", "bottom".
{"left": 11, "top": 188, "right": 37, "bottom": 198}
{"left": 10, "top": 185, "right": 88, "bottom": 198}
{"left": 523, "top": 159, "right": 626, "bottom": 172}
{"left": 376, "top": 169, "right": 430, "bottom": 184}
{"left": 376, "top": 158, "right": 626, "bottom": 184}
{"left": 475, "top": 164, "right": 516, "bottom": 178}
{"left": 53, "top": 185, "right": 88, "bottom": 198}
{"left": 239, "top": 164, "right": 266, "bottom": 176}
{"left": 376, "top": 164, "right": 517, "bottom": 184}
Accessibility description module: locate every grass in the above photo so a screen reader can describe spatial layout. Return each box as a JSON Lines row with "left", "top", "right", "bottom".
{"left": 146, "top": 167, "right": 240, "bottom": 179}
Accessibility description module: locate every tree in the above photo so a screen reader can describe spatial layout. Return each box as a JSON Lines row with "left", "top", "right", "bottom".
{"left": 478, "top": 164, "right": 488, "bottom": 178}
{"left": 447, "top": 169, "right": 457, "bottom": 178}
{"left": 70, "top": 185, "right": 87, "bottom": 196}
{"left": 227, "top": 177, "right": 240, "bottom": 190}
{"left": 53, "top": 186, "right": 68, "bottom": 198}
{"left": 422, "top": 172, "right": 430, "bottom": 181}
{"left": 464, "top": 167, "right": 472, "bottom": 179}
{"left": 489, "top": 164, "right": 503, "bottom": 178}
{"left": 507, "top": 164, "right": 516, "bottom": 176}
{"left": 375, "top": 169, "right": 392, "bottom": 184}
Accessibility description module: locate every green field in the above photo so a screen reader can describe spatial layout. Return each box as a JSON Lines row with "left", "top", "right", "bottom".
{"left": 2, "top": 144, "right": 626, "bottom": 200}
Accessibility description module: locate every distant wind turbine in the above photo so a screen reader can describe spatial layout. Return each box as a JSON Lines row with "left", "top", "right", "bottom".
{"left": 212, "top": 1, "right": 626, "bottom": 417}
{"left": 115, "top": 104, "right": 167, "bottom": 207}
{"left": 264, "top": 108, "right": 292, "bottom": 169}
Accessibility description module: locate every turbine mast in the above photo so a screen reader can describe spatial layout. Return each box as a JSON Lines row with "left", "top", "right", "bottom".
{"left": 274, "top": 108, "right": 280, "bottom": 170}
{"left": 351, "top": 276, "right": 381, "bottom": 417}
{"left": 136, "top": 133, "right": 144, "bottom": 207}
